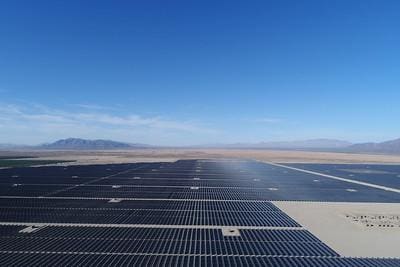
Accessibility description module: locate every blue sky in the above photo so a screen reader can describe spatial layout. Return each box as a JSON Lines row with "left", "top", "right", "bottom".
{"left": 1, "top": 1, "right": 399, "bottom": 145}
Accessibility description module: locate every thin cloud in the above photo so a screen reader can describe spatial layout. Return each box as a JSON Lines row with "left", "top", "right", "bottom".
{"left": 72, "top": 103, "right": 119, "bottom": 111}
{"left": 250, "top": 117, "right": 283, "bottom": 123}
{"left": 0, "top": 103, "right": 218, "bottom": 145}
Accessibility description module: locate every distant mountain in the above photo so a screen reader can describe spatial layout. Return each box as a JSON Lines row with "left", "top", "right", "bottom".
{"left": 0, "top": 144, "right": 20, "bottom": 149}
{"left": 348, "top": 138, "right": 400, "bottom": 154}
{"left": 198, "top": 139, "right": 352, "bottom": 149}
{"left": 257, "top": 139, "right": 352, "bottom": 149}
{"left": 0, "top": 144, "right": 33, "bottom": 150}
{"left": 40, "top": 138, "right": 150, "bottom": 150}
{"left": 4, "top": 137, "right": 400, "bottom": 153}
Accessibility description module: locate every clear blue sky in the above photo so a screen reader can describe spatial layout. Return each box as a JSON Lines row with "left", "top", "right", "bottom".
{"left": 0, "top": 0, "right": 399, "bottom": 145}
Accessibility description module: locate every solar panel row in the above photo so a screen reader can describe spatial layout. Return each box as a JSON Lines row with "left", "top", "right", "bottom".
{"left": 0, "top": 236, "right": 337, "bottom": 256}
{"left": 0, "top": 207, "right": 299, "bottom": 226}
{"left": 19, "top": 226, "right": 322, "bottom": 243}
{"left": 0, "top": 253, "right": 399, "bottom": 267}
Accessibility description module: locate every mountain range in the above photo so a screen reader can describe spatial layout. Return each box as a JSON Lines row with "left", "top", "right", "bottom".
{"left": 0, "top": 138, "right": 150, "bottom": 150}
{"left": 39, "top": 138, "right": 151, "bottom": 150}
{"left": 1, "top": 137, "right": 400, "bottom": 154}
{"left": 346, "top": 138, "right": 400, "bottom": 154}
{"left": 199, "top": 139, "right": 352, "bottom": 149}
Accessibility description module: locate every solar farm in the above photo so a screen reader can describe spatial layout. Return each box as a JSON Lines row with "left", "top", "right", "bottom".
{"left": 0, "top": 159, "right": 399, "bottom": 266}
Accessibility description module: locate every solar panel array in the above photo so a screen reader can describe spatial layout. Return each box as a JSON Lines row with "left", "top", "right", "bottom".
{"left": 286, "top": 163, "right": 400, "bottom": 189}
{"left": 0, "top": 159, "right": 399, "bottom": 266}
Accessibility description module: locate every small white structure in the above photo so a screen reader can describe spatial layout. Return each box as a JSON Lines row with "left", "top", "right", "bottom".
{"left": 19, "top": 226, "right": 44, "bottom": 234}
{"left": 222, "top": 228, "right": 241, "bottom": 237}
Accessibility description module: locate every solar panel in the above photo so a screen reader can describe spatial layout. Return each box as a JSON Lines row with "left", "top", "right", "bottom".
{"left": 0, "top": 159, "right": 398, "bottom": 266}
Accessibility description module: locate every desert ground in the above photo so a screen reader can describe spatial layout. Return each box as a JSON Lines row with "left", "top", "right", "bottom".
{"left": 2, "top": 148, "right": 400, "bottom": 166}
{"left": 274, "top": 201, "right": 400, "bottom": 257}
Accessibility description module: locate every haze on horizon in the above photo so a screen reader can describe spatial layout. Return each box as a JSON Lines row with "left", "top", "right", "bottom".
{"left": 1, "top": 1, "right": 399, "bottom": 146}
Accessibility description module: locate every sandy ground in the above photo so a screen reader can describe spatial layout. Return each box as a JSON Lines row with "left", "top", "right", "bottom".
{"left": 274, "top": 201, "right": 400, "bottom": 257}
{"left": 0, "top": 149, "right": 221, "bottom": 166}
{"left": 3, "top": 149, "right": 400, "bottom": 166}
{"left": 213, "top": 149, "right": 400, "bottom": 164}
